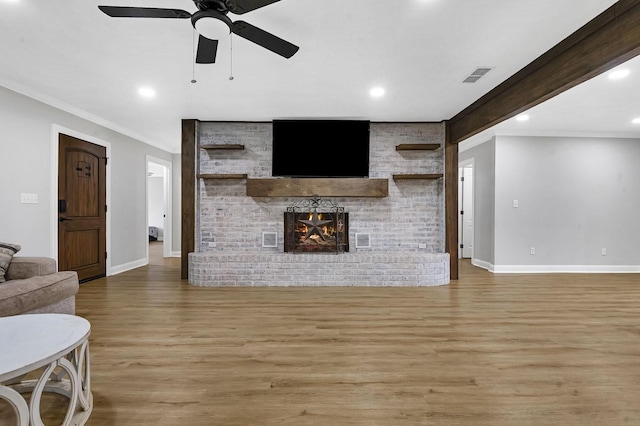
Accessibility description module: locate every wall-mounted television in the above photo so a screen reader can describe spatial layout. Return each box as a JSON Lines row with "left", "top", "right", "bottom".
{"left": 272, "top": 119, "right": 370, "bottom": 178}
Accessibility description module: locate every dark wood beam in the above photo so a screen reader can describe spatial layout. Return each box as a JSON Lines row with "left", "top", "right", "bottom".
{"left": 444, "top": 122, "right": 459, "bottom": 280}
{"left": 181, "top": 119, "right": 197, "bottom": 280}
{"left": 449, "top": 0, "right": 640, "bottom": 144}
{"left": 246, "top": 178, "right": 389, "bottom": 198}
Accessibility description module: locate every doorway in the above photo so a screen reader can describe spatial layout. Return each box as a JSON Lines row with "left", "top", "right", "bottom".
{"left": 146, "top": 156, "right": 172, "bottom": 263}
{"left": 458, "top": 160, "right": 474, "bottom": 259}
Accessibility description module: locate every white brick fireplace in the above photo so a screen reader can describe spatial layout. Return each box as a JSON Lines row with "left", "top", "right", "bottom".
{"left": 188, "top": 121, "right": 450, "bottom": 286}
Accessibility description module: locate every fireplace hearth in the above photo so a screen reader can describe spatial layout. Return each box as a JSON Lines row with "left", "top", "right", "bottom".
{"left": 284, "top": 196, "right": 348, "bottom": 253}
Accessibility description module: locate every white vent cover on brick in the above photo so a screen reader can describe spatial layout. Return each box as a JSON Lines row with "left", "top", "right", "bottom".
{"left": 355, "top": 233, "right": 371, "bottom": 249}
{"left": 463, "top": 67, "right": 493, "bottom": 83}
{"left": 262, "top": 232, "right": 278, "bottom": 248}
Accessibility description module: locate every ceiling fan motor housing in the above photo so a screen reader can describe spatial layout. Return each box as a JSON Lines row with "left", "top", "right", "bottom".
{"left": 193, "top": 0, "right": 230, "bottom": 13}
{"left": 193, "top": 0, "right": 249, "bottom": 15}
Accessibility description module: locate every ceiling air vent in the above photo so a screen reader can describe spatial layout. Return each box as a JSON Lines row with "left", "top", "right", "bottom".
{"left": 463, "top": 67, "right": 493, "bottom": 83}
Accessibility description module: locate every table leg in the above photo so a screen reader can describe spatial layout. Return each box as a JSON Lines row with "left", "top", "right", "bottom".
{"left": 75, "top": 340, "right": 91, "bottom": 410}
{"left": 8, "top": 341, "right": 92, "bottom": 426}
{"left": 0, "top": 385, "right": 29, "bottom": 426}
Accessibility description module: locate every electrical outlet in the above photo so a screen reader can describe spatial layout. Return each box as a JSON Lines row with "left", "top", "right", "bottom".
{"left": 530, "top": 247, "right": 535, "bottom": 255}
{"left": 208, "top": 242, "right": 216, "bottom": 248}
{"left": 601, "top": 248, "right": 607, "bottom": 256}
{"left": 418, "top": 243, "right": 427, "bottom": 249}
{"left": 20, "top": 193, "right": 38, "bottom": 204}
{"left": 513, "top": 200, "right": 519, "bottom": 208}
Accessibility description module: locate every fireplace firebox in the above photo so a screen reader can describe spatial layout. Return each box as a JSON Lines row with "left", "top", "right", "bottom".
{"left": 284, "top": 196, "right": 348, "bottom": 253}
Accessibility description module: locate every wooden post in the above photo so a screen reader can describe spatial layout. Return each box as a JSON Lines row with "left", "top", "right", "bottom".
{"left": 444, "top": 121, "right": 459, "bottom": 280}
{"left": 181, "top": 119, "right": 197, "bottom": 280}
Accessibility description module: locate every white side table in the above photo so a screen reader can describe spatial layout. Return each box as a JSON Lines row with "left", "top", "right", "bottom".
{"left": 0, "top": 314, "right": 92, "bottom": 426}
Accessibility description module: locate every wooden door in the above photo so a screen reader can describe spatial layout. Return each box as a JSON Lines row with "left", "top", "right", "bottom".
{"left": 58, "top": 134, "right": 107, "bottom": 282}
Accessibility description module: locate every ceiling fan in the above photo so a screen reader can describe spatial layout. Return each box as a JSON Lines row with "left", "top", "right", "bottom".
{"left": 98, "top": 0, "right": 299, "bottom": 64}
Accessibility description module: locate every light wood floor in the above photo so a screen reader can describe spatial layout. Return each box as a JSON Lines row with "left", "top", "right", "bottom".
{"left": 3, "top": 244, "right": 640, "bottom": 425}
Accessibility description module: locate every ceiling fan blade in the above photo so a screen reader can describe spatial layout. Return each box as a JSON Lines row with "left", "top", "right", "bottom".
{"left": 226, "top": 0, "right": 281, "bottom": 15}
{"left": 231, "top": 21, "right": 298, "bottom": 58}
{"left": 196, "top": 36, "right": 219, "bottom": 64}
{"left": 98, "top": 6, "right": 191, "bottom": 19}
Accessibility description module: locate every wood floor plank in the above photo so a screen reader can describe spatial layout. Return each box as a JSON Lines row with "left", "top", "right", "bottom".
{"left": 2, "top": 244, "right": 640, "bottom": 425}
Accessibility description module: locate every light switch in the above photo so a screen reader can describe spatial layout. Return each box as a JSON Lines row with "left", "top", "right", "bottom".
{"left": 21, "top": 193, "right": 38, "bottom": 204}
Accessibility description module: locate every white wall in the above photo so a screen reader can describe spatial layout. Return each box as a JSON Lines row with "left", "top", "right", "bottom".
{"left": 494, "top": 135, "right": 640, "bottom": 272}
{"left": 460, "top": 134, "right": 640, "bottom": 273}
{"left": 0, "top": 86, "right": 180, "bottom": 273}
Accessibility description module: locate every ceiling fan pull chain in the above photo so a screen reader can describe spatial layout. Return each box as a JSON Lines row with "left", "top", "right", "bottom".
{"left": 229, "top": 33, "right": 234, "bottom": 81}
{"left": 191, "top": 29, "right": 197, "bottom": 83}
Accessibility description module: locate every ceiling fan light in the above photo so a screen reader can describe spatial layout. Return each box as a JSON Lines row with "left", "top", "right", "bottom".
{"left": 193, "top": 14, "right": 231, "bottom": 41}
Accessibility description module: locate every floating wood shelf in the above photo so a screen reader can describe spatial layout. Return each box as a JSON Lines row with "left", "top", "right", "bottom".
{"left": 246, "top": 178, "right": 389, "bottom": 198}
{"left": 198, "top": 174, "right": 248, "bottom": 179}
{"left": 396, "top": 144, "right": 440, "bottom": 151}
{"left": 393, "top": 174, "right": 443, "bottom": 180}
{"left": 200, "top": 144, "right": 245, "bottom": 150}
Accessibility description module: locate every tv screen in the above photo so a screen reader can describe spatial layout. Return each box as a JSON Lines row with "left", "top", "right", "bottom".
{"left": 272, "top": 119, "right": 370, "bottom": 178}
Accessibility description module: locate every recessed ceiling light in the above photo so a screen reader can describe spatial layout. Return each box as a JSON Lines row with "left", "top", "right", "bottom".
{"left": 515, "top": 114, "right": 530, "bottom": 122}
{"left": 369, "top": 87, "right": 385, "bottom": 98}
{"left": 608, "top": 68, "right": 630, "bottom": 80}
{"left": 632, "top": 117, "right": 640, "bottom": 125}
{"left": 138, "top": 87, "right": 156, "bottom": 98}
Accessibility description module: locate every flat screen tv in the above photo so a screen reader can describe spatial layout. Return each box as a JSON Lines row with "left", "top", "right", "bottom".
{"left": 272, "top": 119, "right": 370, "bottom": 178}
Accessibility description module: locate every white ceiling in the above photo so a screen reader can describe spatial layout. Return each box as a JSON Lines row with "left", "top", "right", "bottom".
{"left": 1, "top": 0, "right": 638, "bottom": 154}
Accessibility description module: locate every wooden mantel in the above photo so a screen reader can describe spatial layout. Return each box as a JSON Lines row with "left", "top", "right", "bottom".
{"left": 246, "top": 178, "right": 389, "bottom": 198}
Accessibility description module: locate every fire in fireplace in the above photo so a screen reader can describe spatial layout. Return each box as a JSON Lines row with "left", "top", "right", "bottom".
{"left": 284, "top": 196, "right": 348, "bottom": 253}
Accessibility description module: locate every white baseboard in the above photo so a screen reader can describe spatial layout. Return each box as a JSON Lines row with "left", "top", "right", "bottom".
{"left": 470, "top": 259, "right": 640, "bottom": 274}
{"left": 108, "top": 258, "right": 148, "bottom": 276}
{"left": 171, "top": 251, "right": 181, "bottom": 258}
{"left": 472, "top": 259, "right": 494, "bottom": 272}
{"left": 493, "top": 265, "right": 640, "bottom": 274}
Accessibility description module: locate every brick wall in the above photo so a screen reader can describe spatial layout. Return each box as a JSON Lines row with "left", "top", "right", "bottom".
{"left": 189, "top": 252, "right": 450, "bottom": 286}
{"left": 196, "top": 121, "right": 445, "bottom": 254}
{"left": 192, "top": 121, "right": 448, "bottom": 286}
